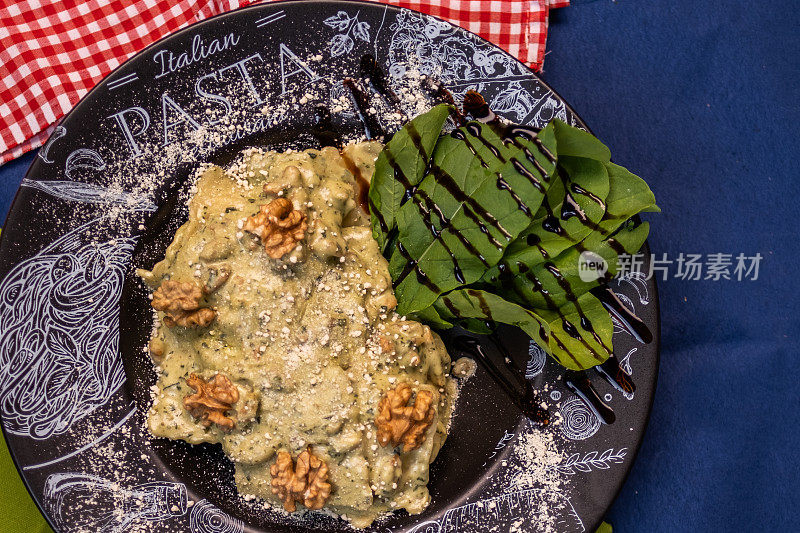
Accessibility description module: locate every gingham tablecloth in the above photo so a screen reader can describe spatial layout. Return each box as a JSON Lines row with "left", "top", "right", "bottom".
{"left": 0, "top": 0, "right": 568, "bottom": 164}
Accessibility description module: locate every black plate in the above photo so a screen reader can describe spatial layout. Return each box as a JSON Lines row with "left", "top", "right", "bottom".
{"left": 0, "top": 2, "right": 659, "bottom": 532}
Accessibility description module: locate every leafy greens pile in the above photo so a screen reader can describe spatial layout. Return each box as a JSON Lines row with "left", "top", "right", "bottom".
{"left": 369, "top": 104, "right": 658, "bottom": 371}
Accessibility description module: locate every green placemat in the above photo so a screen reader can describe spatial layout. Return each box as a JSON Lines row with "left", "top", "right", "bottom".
{"left": 0, "top": 431, "right": 53, "bottom": 533}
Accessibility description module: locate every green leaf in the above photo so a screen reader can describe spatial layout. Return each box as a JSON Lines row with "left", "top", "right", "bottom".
{"left": 595, "top": 521, "right": 613, "bottom": 533}
{"left": 602, "top": 161, "right": 660, "bottom": 220}
{"left": 496, "top": 155, "right": 611, "bottom": 272}
{"left": 433, "top": 289, "right": 612, "bottom": 370}
{"left": 489, "top": 221, "right": 650, "bottom": 310}
{"left": 369, "top": 104, "right": 453, "bottom": 250}
{"left": 552, "top": 119, "right": 611, "bottom": 161}
{"left": 389, "top": 121, "right": 557, "bottom": 315}
{"left": 537, "top": 291, "right": 613, "bottom": 369}
{"left": 409, "top": 306, "right": 453, "bottom": 330}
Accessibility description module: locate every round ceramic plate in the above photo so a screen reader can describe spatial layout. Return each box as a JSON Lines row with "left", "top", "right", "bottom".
{"left": 0, "top": 2, "right": 659, "bottom": 532}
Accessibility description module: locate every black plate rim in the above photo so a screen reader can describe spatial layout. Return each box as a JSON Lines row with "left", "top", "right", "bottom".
{"left": 0, "top": 2, "right": 661, "bottom": 531}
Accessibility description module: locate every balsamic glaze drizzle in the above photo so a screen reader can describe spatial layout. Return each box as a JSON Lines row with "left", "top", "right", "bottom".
{"left": 453, "top": 335, "right": 549, "bottom": 425}
{"left": 343, "top": 78, "right": 385, "bottom": 140}
{"left": 592, "top": 287, "right": 654, "bottom": 344}
{"left": 565, "top": 370, "right": 616, "bottom": 425}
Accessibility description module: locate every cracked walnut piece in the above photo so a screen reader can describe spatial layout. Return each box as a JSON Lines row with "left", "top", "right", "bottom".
{"left": 270, "top": 447, "right": 331, "bottom": 512}
{"left": 151, "top": 280, "right": 216, "bottom": 328}
{"left": 376, "top": 383, "right": 435, "bottom": 452}
{"left": 183, "top": 373, "right": 239, "bottom": 431}
{"left": 243, "top": 197, "right": 307, "bottom": 259}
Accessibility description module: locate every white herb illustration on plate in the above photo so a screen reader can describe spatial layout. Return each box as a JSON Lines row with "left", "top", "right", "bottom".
{"left": 44, "top": 472, "right": 187, "bottom": 532}
{"left": 550, "top": 448, "right": 628, "bottom": 475}
{"left": 558, "top": 396, "right": 601, "bottom": 441}
{"left": 385, "top": 10, "right": 563, "bottom": 126}
{"left": 190, "top": 499, "right": 244, "bottom": 533}
{"left": 0, "top": 218, "right": 136, "bottom": 439}
{"left": 407, "top": 488, "right": 584, "bottom": 532}
{"left": 325, "top": 10, "right": 371, "bottom": 57}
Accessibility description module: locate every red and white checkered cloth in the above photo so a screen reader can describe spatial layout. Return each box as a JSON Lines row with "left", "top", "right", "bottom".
{"left": 0, "top": 0, "right": 568, "bottom": 165}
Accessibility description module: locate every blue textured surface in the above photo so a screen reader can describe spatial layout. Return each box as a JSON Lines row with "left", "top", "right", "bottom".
{"left": 543, "top": 1, "right": 799, "bottom": 531}
{"left": 1, "top": 1, "right": 798, "bottom": 531}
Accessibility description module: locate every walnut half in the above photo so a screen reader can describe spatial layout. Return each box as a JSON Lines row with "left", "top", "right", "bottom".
{"left": 270, "top": 446, "right": 331, "bottom": 512}
{"left": 243, "top": 197, "right": 307, "bottom": 259}
{"left": 151, "top": 280, "right": 216, "bottom": 328}
{"left": 183, "top": 373, "right": 239, "bottom": 431}
{"left": 376, "top": 383, "right": 435, "bottom": 452}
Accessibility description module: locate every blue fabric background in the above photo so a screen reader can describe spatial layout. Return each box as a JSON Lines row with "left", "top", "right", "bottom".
{"left": 1, "top": 0, "right": 798, "bottom": 530}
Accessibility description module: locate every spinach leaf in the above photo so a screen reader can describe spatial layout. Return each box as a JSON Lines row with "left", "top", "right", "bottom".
{"left": 433, "top": 289, "right": 612, "bottom": 370}
{"left": 488, "top": 221, "right": 650, "bottom": 310}
{"left": 496, "top": 155, "right": 611, "bottom": 272}
{"left": 369, "top": 104, "right": 452, "bottom": 250}
{"left": 374, "top": 113, "right": 658, "bottom": 371}
{"left": 552, "top": 119, "right": 611, "bottom": 161}
{"left": 601, "top": 161, "right": 660, "bottom": 221}
{"left": 389, "top": 121, "right": 557, "bottom": 315}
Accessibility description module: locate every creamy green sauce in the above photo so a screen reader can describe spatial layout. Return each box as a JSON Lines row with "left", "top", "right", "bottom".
{"left": 139, "top": 143, "right": 456, "bottom": 528}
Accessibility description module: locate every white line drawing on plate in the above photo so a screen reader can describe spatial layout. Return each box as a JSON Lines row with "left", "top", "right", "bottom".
{"left": 279, "top": 43, "right": 320, "bottom": 94}
{"left": 38, "top": 125, "right": 67, "bottom": 164}
{"left": 407, "top": 488, "right": 584, "bottom": 532}
{"left": 526, "top": 339, "right": 547, "bottom": 378}
{"left": 616, "top": 270, "right": 650, "bottom": 305}
{"left": 619, "top": 347, "right": 637, "bottom": 376}
{"left": 611, "top": 271, "right": 649, "bottom": 339}
{"left": 44, "top": 472, "right": 187, "bottom": 532}
{"left": 0, "top": 217, "right": 136, "bottom": 439}
{"left": 21, "top": 179, "right": 157, "bottom": 211}
{"left": 482, "top": 430, "right": 516, "bottom": 467}
{"left": 385, "top": 9, "right": 570, "bottom": 126}
{"left": 324, "top": 10, "right": 371, "bottom": 57}
{"left": 255, "top": 10, "right": 286, "bottom": 28}
{"left": 107, "top": 72, "right": 139, "bottom": 90}
{"left": 23, "top": 403, "right": 136, "bottom": 470}
{"left": 549, "top": 448, "right": 628, "bottom": 475}
{"left": 65, "top": 148, "right": 106, "bottom": 178}
{"left": 190, "top": 499, "right": 244, "bottom": 533}
{"left": 558, "top": 396, "right": 601, "bottom": 441}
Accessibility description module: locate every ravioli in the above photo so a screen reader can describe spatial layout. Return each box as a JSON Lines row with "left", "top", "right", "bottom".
{"left": 138, "top": 142, "right": 457, "bottom": 528}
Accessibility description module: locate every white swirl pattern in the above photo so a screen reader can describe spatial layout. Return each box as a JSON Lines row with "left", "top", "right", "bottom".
{"left": 190, "top": 499, "right": 244, "bottom": 533}
{"left": 558, "top": 396, "right": 601, "bottom": 441}
{"left": 526, "top": 340, "right": 547, "bottom": 378}
{"left": 0, "top": 218, "right": 135, "bottom": 439}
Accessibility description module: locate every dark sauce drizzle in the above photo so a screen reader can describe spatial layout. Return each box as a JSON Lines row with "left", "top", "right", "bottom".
{"left": 393, "top": 241, "right": 441, "bottom": 292}
{"left": 596, "top": 354, "right": 636, "bottom": 396}
{"left": 360, "top": 55, "right": 405, "bottom": 115}
{"left": 343, "top": 78, "right": 385, "bottom": 140}
{"left": 450, "top": 130, "right": 533, "bottom": 216}
{"left": 564, "top": 370, "right": 616, "bottom": 425}
{"left": 592, "top": 287, "right": 654, "bottom": 344}
{"left": 452, "top": 335, "right": 549, "bottom": 425}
